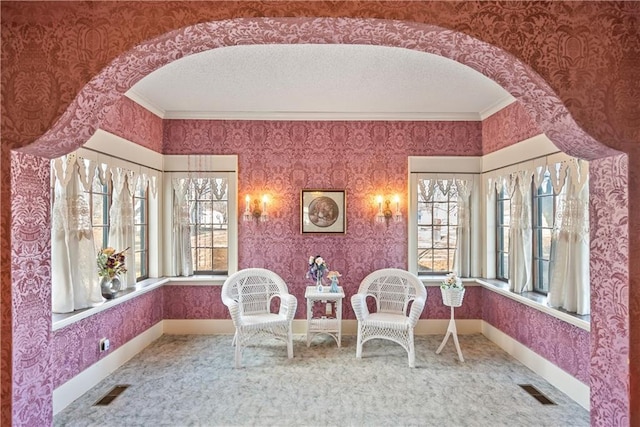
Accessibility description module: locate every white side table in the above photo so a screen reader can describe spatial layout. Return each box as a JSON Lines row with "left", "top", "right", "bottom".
{"left": 305, "top": 286, "right": 345, "bottom": 347}
{"left": 435, "top": 288, "right": 465, "bottom": 362}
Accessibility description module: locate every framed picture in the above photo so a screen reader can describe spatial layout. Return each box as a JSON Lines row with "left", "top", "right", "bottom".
{"left": 301, "top": 189, "right": 346, "bottom": 234}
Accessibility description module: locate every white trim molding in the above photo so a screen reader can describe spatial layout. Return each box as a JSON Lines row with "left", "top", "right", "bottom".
{"left": 53, "top": 322, "right": 163, "bottom": 415}
{"left": 482, "top": 322, "right": 590, "bottom": 410}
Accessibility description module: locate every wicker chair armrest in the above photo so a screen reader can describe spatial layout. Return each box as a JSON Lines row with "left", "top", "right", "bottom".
{"left": 225, "top": 300, "right": 244, "bottom": 326}
{"left": 407, "top": 296, "right": 426, "bottom": 327}
{"left": 351, "top": 293, "right": 370, "bottom": 322}
{"left": 278, "top": 293, "right": 298, "bottom": 321}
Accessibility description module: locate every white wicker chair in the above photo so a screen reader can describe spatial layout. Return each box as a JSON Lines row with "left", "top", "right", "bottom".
{"left": 221, "top": 268, "right": 298, "bottom": 368}
{"left": 351, "top": 268, "right": 427, "bottom": 368}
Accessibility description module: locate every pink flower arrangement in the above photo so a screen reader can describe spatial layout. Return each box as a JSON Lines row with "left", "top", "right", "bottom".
{"left": 97, "top": 247, "right": 128, "bottom": 279}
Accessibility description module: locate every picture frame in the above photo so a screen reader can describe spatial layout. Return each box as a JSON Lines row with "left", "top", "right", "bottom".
{"left": 301, "top": 189, "right": 346, "bottom": 234}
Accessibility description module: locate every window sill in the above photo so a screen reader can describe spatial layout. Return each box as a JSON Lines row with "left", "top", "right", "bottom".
{"left": 52, "top": 275, "right": 228, "bottom": 331}
{"left": 420, "top": 276, "right": 590, "bottom": 332}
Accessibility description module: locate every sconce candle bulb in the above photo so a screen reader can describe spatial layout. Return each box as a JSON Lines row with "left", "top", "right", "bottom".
{"left": 375, "top": 194, "right": 402, "bottom": 225}
{"left": 244, "top": 194, "right": 269, "bottom": 223}
{"left": 393, "top": 194, "right": 402, "bottom": 221}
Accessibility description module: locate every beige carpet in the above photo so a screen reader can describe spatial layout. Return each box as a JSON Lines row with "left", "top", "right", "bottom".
{"left": 54, "top": 334, "right": 589, "bottom": 427}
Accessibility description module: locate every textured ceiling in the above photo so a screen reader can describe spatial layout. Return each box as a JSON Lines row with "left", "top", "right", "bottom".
{"left": 127, "top": 44, "right": 515, "bottom": 121}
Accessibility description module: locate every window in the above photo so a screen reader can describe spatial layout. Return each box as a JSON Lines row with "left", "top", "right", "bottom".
{"left": 496, "top": 185, "right": 510, "bottom": 281}
{"left": 88, "top": 173, "right": 110, "bottom": 250}
{"left": 166, "top": 155, "right": 238, "bottom": 278}
{"left": 532, "top": 171, "right": 565, "bottom": 294}
{"left": 186, "top": 177, "right": 229, "bottom": 274}
{"left": 416, "top": 179, "right": 458, "bottom": 274}
{"left": 133, "top": 178, "right": 149, "bottom": 280}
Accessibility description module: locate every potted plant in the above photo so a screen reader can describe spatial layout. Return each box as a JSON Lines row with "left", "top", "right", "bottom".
{"left": 440, "top": 272, "right": 465, "bottom": 307}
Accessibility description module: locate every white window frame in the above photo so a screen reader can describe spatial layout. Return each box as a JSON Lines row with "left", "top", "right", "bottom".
{"left": 77, "top": 130, "right": 163, "bottom": 279}
{"left": 408, "top": 156, "right": 482, "bottom": 277}
{"left": 163, "top": 155, "right": 238, "bottom": 276}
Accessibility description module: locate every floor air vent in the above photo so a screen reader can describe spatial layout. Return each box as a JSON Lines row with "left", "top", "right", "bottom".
{"left": 94, "top": 385, "right": 130, "bottom": 406}
{"left": 519, "top": 384, "right": 556, "bottom": 405}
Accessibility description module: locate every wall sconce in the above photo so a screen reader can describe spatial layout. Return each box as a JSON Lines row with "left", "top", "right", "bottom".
{"left": 376, "top": 194, "right": 402, "bottom": 224}
{"left": 244, "top": 194, "right": 269, "bottom": 222}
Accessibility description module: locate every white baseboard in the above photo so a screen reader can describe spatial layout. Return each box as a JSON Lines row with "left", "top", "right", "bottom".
{"left": 482, "top": 321, "right": 590, "bottom": 410}
{"left": 162, "top": 319, "right": 235, "bottom": 335}
{"left": 53, "top": 322, "right": 163, "bottom": 415}
{"left": 161, "top": 318, "right": 483, "bottom": 336}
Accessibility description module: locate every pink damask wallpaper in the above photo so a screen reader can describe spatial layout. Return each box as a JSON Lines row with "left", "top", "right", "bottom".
{"left": 483, "top": 290, "right": 590, "bottom": 384}
{"left": 9, "top": 152, "right": 53, "bottom": 424}
{"left": 52, "top": 290, "right": 163, "bottom": 388}
{"left": 163, "top": 119, "right": 482, "bottom": 299}
{"left": 1, "top": 3, "right": 637, "bottom": 426}
{"left": 101, "top": 96, "right": 163, "bottom": 153}
{"left": 589, "top": 154, "right": 630, "bottom": 424}
{"left": 482, "top": 101, "right": 542, "bottom": 154}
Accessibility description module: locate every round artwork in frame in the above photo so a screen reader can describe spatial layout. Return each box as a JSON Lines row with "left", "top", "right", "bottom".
{"left": 308, "top": 196, "right": 339, "bottom": 228}
{"left": 301, "top": 189, "right": 346, "bottom": 234}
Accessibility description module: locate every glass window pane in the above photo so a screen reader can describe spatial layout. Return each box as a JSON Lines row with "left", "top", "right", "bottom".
{"left": 417, "top": 226, "right": 433, "bottom": 246}
{"left": 197, "top": 226, "right": 212, "bottom": 248}
{"left": 196, "top": 248, "right": 213, "bottom": 271}
{"left": 502, "top": 253, "right": 509, "bottom": 279}
{"left": 540, "top": 197, "right": 554, "bottom": 228}
{"left": 212, "top": 248, "right": 228, "bottom": 271}
{"left": 213, "top": 229, "right": 228, "bottom": 248}
{"left": 541, "top": 228, "right": 552, "bottom": 259}
{"left": 417, "top": 249, "right": 433, "bottom": 272}
{"left": 431, "top": 249, "right": 449, "bottom": 273}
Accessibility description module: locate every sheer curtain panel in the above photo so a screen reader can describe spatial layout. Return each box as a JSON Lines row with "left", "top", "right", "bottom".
{"left": 509, "top": 170, "right": 533, "bottom": 294}
{"left": 172, "top": 178, "right": 193, "bottom": 276}
{"left": 548, "top": 160, "right": 590, "bottom": 315}
{"left": 108, "top": 167, "right": 136, "bottom": 287}
{"left": 51, "top": 155, "right": 104, "bottom": 313}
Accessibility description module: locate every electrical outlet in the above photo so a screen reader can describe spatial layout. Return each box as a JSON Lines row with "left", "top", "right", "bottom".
{"left": 99, "top": 338, "right": 110, "bottom": 352}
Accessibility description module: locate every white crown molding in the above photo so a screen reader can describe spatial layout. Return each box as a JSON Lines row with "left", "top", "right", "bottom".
{"left": 161, "top": 110, "right": 483, "bottom": 121}
{"left": 479, "top": 95, "right": 517, "bottom": 120}
{"left": 125, "top": 89, "right": 166, "bottom": 118}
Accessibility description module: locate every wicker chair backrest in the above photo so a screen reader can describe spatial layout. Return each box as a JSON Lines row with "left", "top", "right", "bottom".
{"left": 222, "top": 268, "right": 289, "bottom": 316}
{"left": 359, "top": 269, "right": 426, "bottom": 315}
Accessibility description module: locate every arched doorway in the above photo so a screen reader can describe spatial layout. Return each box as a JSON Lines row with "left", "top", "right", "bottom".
{"left": 9, "top": 17, "right": 628, "bottom": 425}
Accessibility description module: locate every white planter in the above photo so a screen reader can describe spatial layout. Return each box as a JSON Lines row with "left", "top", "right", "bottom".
{"left": 441, "top": 287, "right": 465, "bottom": 307}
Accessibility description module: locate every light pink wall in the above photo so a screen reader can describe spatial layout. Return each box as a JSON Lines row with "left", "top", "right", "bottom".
{"left": 101, "top": 96, "right": 163, "bottom": 152}
{"left": 482, "top": 101, "right": 542, "bottom": 154}
{"left": 52, "top": 290, "right": 163, "bottom": 388}
{"left": 163, "top": 119, "right": 483, "bottom": 316}
{"left": 589, "top": 153, "right": 629, "bottom": 422}
{"left": 483, "top": 290, "right": 590, "bottom": 384}
{"left": 10, "top": 152, "right": 53, "bottom": 424}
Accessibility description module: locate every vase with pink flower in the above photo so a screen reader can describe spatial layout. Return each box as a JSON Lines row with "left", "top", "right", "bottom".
{"left": 97, "top": 247, "right": 128, "bottom": 299}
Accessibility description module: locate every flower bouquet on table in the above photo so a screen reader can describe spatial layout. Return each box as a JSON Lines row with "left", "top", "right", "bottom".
{"left": 97, "top": 247, "right": 128, "bottom": 298}
{"left": 440, "top": 272, "right": 465, "bottom": 307}
{"left": 307, "top": 255, "right": 329, "bottom": 291}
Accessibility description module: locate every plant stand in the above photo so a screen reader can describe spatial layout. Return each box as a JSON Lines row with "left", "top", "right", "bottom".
{"left": 436, "top": 288, "right": 465, "bottom": 362}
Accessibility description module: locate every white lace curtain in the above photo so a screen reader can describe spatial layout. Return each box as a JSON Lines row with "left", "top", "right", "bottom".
{"left": 51, "top": 151, "right": 159, "bottom": 312}
{"left": 548, "top": 160, "right": 590, "bottom": 315}
{"left": 417, "top": 175, "right": 474, "bottom": 277}
{"left": 51, "top": 154, "right": 104, "bottom": 313}
{"left": 171, "top": 178, "right": 193, "bottom": 277}
{"left": 109, "top": 167, "right": 136, "bottom": 288}
{"left": 170, "top": 176, "right": 229, "bottom": 276}
{"left": 510, "top": 170, "right": 533, "bottom": 294}
{"left": 486, "top": 157, "right": 590, "bottom": 312}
